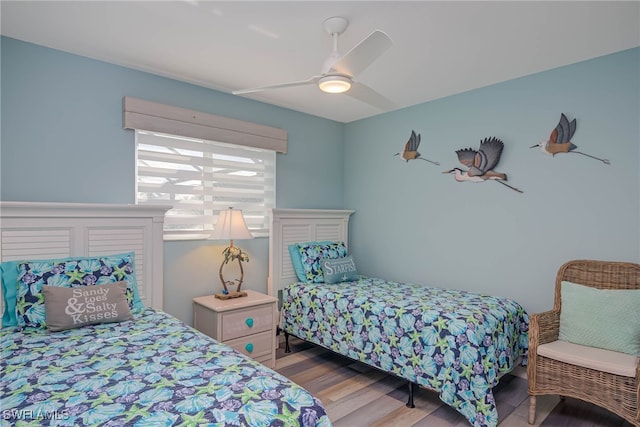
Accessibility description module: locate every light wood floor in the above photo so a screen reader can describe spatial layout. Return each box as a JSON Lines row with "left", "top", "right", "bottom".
{"left": 275, "top": 337, "right": 634, "bottom": 427}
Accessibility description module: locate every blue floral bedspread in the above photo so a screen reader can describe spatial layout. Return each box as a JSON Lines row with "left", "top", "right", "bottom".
{"left": 282, "top": 277, "right": 529, "bottom": 427}
{"left": 1, "top": 309, "right": 331, "bottom": 427}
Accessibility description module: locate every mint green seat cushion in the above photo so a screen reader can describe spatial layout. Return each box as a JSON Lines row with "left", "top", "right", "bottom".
{"left": 559, "top": 280, "right": 640, "bottom": 356}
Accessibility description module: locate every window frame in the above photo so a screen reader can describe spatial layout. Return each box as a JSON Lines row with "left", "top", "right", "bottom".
{"left": 124, "top": 97, "right": 286, "bottom": 241}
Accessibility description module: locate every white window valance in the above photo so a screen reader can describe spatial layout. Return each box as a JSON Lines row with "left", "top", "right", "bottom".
{"left": 123, "top": 97, "right": 287, "bottom": 153}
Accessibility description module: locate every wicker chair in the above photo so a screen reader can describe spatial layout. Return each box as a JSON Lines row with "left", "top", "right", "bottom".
{"left": 527, "top": 259, "right": 640, "bottom": 426}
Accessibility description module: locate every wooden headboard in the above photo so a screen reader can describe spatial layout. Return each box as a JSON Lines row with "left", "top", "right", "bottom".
{"left": 0, "top": 202, "right": 170, "bottom": 322}
{"left": 268, "top": 208, "right": 354, "bottom": 301}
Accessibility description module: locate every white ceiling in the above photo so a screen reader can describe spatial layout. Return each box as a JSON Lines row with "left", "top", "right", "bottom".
{"left": 2, "top": 1, "right": 639, "bottom": 123}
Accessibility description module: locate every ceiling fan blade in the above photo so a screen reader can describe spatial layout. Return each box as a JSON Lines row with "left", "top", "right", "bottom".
{"left": 232, "top": 76, "right": 320, "bottom": 95}
{"left": 331, "top": 30, "right": 392, "bottom": 77}
{"left": 346, "top": 81, "right": 395, "bottom": 110}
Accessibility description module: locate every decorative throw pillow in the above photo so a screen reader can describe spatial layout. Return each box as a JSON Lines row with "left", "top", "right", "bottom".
{"left": 1, "top": 260, "right": 22, "bottom": 327}
{"left": 321, "top": 256, "right": 358, "bottom": 284}
{"left": 296, "top": 241, "right": 348, "bottom": 283}
{"left": 289, "top": 244, "right": 306, "bottom": 282}
{"left": 288, "top": 241, "right": 334, "bottom": 282}
{"left": 42, "top": 281, "right": 133, "bottom": 332}
{"left": 559, "top": 280, "right": 640, "bottom": 355}
{"left": 15, "top": 252, "right": 142, "bottom": 328}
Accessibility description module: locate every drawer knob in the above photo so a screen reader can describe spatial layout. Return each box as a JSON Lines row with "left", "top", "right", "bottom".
{"left": 245, "top": 317, "right": 254, "bottom": 328}
{"left": 245, "top": 343, "right": 254, "bottom": 353}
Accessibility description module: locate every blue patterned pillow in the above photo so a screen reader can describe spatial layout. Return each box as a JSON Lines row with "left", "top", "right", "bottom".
{"left": 296, "top": 242, "right": 348, "bottom": 283}
{"left": 289, "top": 241, "right": 334, "bottom": 282}
{"left": 16, "top": 252, "right": 143, "bottom": 328}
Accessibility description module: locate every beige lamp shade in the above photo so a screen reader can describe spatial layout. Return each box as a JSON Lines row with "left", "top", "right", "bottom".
{"left": 210, "top": 207, "right": 253, "bottom": 241}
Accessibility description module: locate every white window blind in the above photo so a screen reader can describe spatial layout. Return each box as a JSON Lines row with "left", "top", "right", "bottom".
{"left": 124, "top": 97, "right": 285, "bottom": 241}
{"left": 136, "top": 130, "right": 275, "bottom": 240}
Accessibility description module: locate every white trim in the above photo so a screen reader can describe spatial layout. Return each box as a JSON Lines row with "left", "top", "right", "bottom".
{"left": 123, "top": 97, "right": 288, "bottom": 153}
{"left": 0, "top": 201, "right": 170, "bottom": 220}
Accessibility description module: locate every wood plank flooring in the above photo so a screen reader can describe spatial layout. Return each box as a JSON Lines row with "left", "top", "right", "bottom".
{"left": 275, "top": 337, "right": 634, "bottom": 427}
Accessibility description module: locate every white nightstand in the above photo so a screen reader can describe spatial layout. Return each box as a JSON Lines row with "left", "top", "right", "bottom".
{"left": 193, "top": 290, "right": 277, "bottom": 368}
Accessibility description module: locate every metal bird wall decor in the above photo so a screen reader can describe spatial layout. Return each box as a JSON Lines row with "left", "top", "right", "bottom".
{"left": 530, "top": 113, "right": 610, "bottom": 164}
{"left": 444, "top": 137, "right": 523, "bottom": 193}
{"left": 394, "top": 130, "right": 439, "bottom": 165}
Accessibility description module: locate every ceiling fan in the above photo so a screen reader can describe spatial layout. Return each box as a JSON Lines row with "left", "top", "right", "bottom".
{"left": 232, "top": 17, "right": 394, "bottom": 110}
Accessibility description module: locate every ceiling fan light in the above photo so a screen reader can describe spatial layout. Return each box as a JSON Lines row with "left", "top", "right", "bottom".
{"left": 318, "top": 75, "right": 351, "bottom": 94}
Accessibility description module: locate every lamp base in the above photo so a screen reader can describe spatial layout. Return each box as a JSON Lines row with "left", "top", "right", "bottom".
{"left": 214, "top": 291, "right": 248, "bottom": 300}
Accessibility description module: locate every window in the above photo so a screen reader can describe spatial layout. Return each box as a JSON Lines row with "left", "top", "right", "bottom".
{"left": 124, "top": 97, "right": 287, "bottom": 241}
{"left": 136, "top": 130, "right": 275, "bottom": 240}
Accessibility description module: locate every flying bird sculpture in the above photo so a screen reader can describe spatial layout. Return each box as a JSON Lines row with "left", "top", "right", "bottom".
{"left": 530, "top": 113, "right": 610, "bottom": 164}
{"left": 394, "top": 130, "right": 439, "bottom": 165}
{"left": 444, "top": 137, "right": 523, "bottom": 193}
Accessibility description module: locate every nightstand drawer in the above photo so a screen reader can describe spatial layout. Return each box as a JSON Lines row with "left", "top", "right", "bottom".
{"left": 225, "top": 330, "right": 273, "bottom": 359}
{"left": 221, "top": 304, "right": 273, "bottom": 341}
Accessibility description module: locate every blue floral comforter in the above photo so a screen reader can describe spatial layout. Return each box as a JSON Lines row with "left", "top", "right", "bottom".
{"left": 282, "top": 277, "right": 529, "bottom": 427}
{"left": 1, "top": 309, "right": 331, "bottom": 427}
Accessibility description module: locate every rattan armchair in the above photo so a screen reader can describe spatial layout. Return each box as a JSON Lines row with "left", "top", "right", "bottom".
{"left": 527, "top": 259, "right": 640, "bottom": 426}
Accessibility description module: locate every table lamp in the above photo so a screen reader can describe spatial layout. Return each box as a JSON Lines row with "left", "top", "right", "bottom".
{"left": 210, "top": 207, "right": 253, "bottom": 299}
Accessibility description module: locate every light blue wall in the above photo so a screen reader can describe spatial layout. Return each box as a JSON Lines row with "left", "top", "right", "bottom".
{"left": 1, "top": 36, "right": 344, "bottom": 323}
{"left": 343, "top": 48, "right": 640, "bottom": 314}
{"left": 2, "top": 36, "right": 638, "bottom": 321}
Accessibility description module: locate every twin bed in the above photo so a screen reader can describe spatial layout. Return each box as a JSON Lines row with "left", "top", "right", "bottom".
{"left": 269, "top": 208, "right": 529, "bottom": 427}
{"left": 0, "top": 202, "right": 330, "bottom": 426}
{"left": 1, "top": 203, "right": 528, "bottom": 427}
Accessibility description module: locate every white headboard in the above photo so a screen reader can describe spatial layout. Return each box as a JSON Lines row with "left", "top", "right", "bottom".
{"left": 0, "top": 202, "right": 170, "bottom": 321}
{"left": 268, "top": 208, "right": 354, "bottom": 300}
